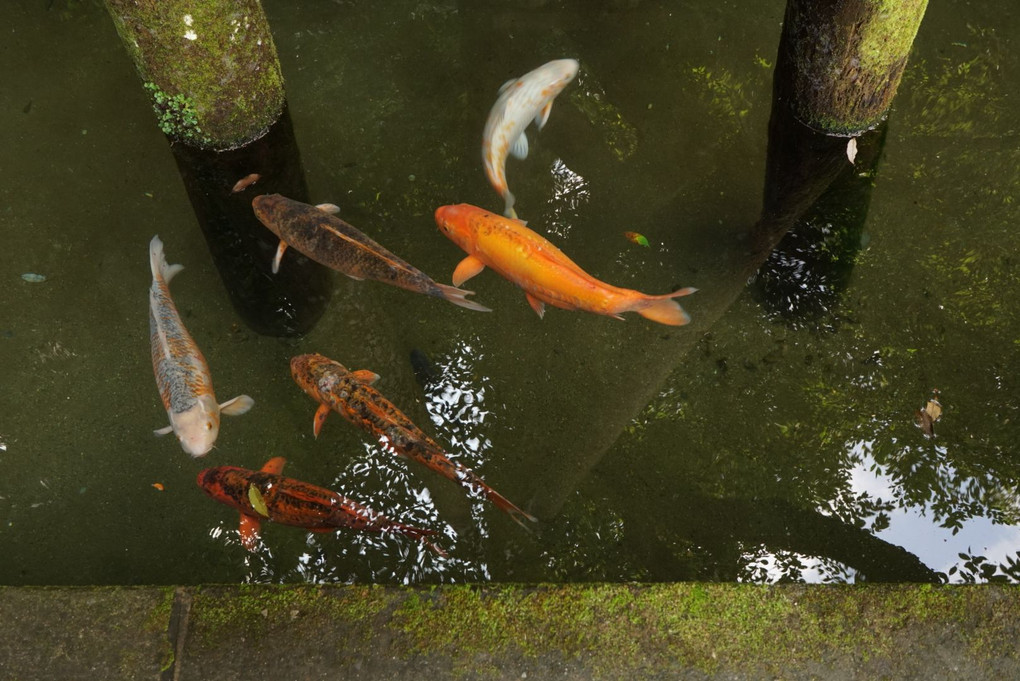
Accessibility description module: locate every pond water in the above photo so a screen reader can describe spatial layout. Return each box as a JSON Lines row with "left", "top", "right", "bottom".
{"left": 2, "top": 0, "right": 1018, "bottom": 586}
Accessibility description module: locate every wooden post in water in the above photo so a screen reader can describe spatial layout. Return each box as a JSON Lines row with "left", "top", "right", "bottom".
{"left": 776, "top": 0, "right": 929, "bottom": 134}
{"left": 104, "top": 0, "right": 331, "bottom": 336}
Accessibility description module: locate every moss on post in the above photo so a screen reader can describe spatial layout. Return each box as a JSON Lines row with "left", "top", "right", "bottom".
{"left": 105, "top": 0, "right": 284, "bottom": 150}
{"left": 778, "top": 0, "right": 929, "bottom": 134}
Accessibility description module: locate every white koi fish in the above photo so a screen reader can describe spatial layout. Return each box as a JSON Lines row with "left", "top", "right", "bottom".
{"left": 148, "top": 235, "right": 253, "bottom": 457}
{"left": 482, "top": 58, "right": 579, "bottom": 219}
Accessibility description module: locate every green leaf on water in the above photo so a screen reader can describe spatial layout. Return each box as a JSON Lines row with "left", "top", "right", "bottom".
{"left": 248, "top": 485, "right": 270, "bottom": 517}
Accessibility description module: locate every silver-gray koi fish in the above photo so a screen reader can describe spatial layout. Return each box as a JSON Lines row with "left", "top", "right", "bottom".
{"left": 148, "top": 235, "right": 253, "bottom": 457}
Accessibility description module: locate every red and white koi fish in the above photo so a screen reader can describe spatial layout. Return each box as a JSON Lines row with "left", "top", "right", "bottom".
{"left": 196, "top": 456, "right": 445, "bottom": 555}
{"left": 435, "top": 204, "right": 696, "bottom": 326}
{"left": 149, "top": 235, "right": 253, "bottom": 457}
{"left": 482, "top": 58, "right": 579, "bottom": 219}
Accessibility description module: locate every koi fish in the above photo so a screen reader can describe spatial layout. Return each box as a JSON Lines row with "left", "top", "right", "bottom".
{"left": 290, "top": 352, "right": 536, "bottom": 527}
{"left": 435, "top": 204, "right": 696, "bottom": 326}
{"left": 230, "top": 173, "right": 261, "bottom": 193}
{"left": 482, "top": 59, "right": 579, "bottom": 219}
{"left": 252, "top": 194, "right": 489, "bottom": 312}
{"left": 149, "top": 235, "right": 253, "bottom": 456}
{"left": 196, "top": 456, "right": 444, "bottom": 555}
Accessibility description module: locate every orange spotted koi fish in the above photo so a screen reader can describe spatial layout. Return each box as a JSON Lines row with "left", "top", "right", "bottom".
{"left": 196, "top": 456, "right": 444, "bottom": 555}
{"left": 149, "top": 235, "right": 253, "bottom": 456}
{"left": 251, "top": 193, "right": 489, "bottom": 312}
{"left": 482, "top": 59, "right": 579, "bottom": 219}
{"left": 290, "top": 352, "right": 536, "bottom": 527}
{"left": 435, "top": 204, "right": 696, "bottom": 326}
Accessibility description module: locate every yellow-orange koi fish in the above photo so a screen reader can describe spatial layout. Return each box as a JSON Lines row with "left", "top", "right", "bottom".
{"left": 482, "top": 59, "right": 579, "bottom": 219}
{"left": 148, "top": 236, "right": 253, "bottom": 456}
{"left": 435, "top": 204, "right": 696, "bottom": 326}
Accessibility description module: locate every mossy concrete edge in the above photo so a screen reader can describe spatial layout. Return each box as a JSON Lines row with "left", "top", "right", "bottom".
{"left": 1, "top": 584, "right": 1018, "bottom": 680}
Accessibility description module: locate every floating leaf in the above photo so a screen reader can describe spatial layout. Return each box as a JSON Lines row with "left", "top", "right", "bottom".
{"left": 624, "top": 231, "right": 650, "bottom": 247}
{"left": 914, "top": 389, "right": 943, "bottom": 437}
{"left": 248, "top": 484, "right": 270, "bottom": 517}
{"left": 846, "top": 137, "right": 858, "bottom": 164}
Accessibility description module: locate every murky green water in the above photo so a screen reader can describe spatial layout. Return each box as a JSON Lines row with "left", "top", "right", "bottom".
{"left": 1, "top": 0, "right": 1018, "bottom": 585}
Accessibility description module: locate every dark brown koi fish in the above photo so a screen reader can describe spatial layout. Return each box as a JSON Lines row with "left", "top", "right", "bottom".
{"left": 252, "top": 193, "right": 489, "bottom": 312}
{"left": 196, "top": 456, "right": 445, "bottom": 555}
{"left": 289, "top": 352, "right": 536, "bottom": 527}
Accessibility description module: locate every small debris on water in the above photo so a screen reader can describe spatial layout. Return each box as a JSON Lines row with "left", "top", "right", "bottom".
{"left": 846, "top": 137, "right": 858, "bottom": 164}
{"left": 231, "top": 173, "right": 261, "bottom": 193}
{"left": 624, "top": 231, "right": 650, "bottom": 247}
{"left": 914, "top": 389, "right": 943, "bottom": 438}
{"left": 21, "top": 273, "right": 46, "bottom": 283}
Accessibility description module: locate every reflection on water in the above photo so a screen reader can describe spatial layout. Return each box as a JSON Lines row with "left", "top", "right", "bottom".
{"left": 849, "top": 442, "right": 1020, "bottom": 583}
{"left": 545, "top": 159, "right": 590, "bottom": 240}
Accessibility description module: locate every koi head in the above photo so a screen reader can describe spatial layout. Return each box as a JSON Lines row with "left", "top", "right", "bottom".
{"left": 196, "top": 466, "right": 253, "bottom": 510}
{"left": 170, "top": 394, "right": 222, "bottom": 457}
{"left": 290, "top": 353, "right": 349, "bottom": 401}
{"left": 534, "top": 58, "right": 579, "bottom": 99}
{"left": 251, "top": 194, "right": 286, "bottom": 237}
{"left": 435, "top": 204, "right": 481, "bottom": 253}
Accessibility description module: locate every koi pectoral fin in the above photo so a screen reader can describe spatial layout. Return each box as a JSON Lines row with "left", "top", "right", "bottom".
{"left": 220, "top": 395, "right": 255, "bottom": 416}
{"left": 525, "top": 293, "right": 546, "bottom": 319}
{"left": 313, "top": 403, "right": 331, "bottom": 438}
{"left": 271, "top": 240, "right": 288, "bottom": 274}
{"left": 452, "top": 255, "right": 486, "bottom": 287}
{"left": 154, "top": 425, "right": 174, "bottom": 436}
{"left": 510, "top": 132, "right": 529, "bottom": 160}
{"left": 351, "top": 369, "right": 381, "bottom": 386}
{"left": 535, "top": 101, "right": 553, "bottom": 130}
{"left": 239, "top": 513, "right": 262, "bottom": 552}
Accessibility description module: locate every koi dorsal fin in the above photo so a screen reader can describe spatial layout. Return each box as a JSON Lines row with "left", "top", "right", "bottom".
{"left": 261, "top": 457, "right": 286, "bottom": 474}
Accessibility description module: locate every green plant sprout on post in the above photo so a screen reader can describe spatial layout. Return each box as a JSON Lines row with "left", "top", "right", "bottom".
{"left": 143, "top": 82, "right": 208, "bottom": 146}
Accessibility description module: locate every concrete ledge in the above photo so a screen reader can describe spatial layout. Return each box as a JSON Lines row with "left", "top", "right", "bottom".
{"left": 1, "top": 584, "right": 1018, "bottom": 680}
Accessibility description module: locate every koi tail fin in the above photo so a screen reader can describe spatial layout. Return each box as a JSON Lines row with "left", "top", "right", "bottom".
{"left": 504, "top": 192, "right": 517, "bottom": 220}
{"left": 634, "top": 287, "right": 698, "bottom": 327}
{"left": 436, "top": 283, "right": 492, "bottom": 313}
{"left": 482, "top": 486, "right": 538, "bottom": 529}
{"left": 149, "top": 235, "right": 184, "bottom": 284}
{"left": 390, "top": 525, "right": 448, "bottom": 558}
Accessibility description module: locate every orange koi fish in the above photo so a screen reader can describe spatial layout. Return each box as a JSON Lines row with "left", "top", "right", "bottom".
{"left": 482, "top": 59, "right": 579, "bottom": 219}
{"left": 197, "top": 456, "right": 444, "bottom": 555}
{"left": 434, "top": 204, "right": 696, "bottom": 326}
{"left": 290, "top": 353, "right": 536, "bottom": 527}
{"left": 252, "top": 193, "right": 489, "bottom": 312}
{"left": 148, "top": 236, "right": 253, "bottom": 456}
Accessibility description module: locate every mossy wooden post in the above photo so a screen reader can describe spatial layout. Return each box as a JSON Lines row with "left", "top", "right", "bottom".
{"left": 105, "top": 0, "right": 331, "bottom": 336}
{"left": 777, "top": 0, "right": 929, "bottom": 134}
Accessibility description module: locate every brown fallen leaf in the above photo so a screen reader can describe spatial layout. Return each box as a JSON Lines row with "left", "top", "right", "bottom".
{"left": 914, "top": 390, "right": 942, "bottom": 437}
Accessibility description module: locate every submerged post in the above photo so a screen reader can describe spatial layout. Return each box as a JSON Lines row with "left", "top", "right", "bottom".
{"left": 105, "top": 0, "right": 331, "bottom": 336}
{"left": 776, "top": 0, "right": 929, "bottom": 134}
